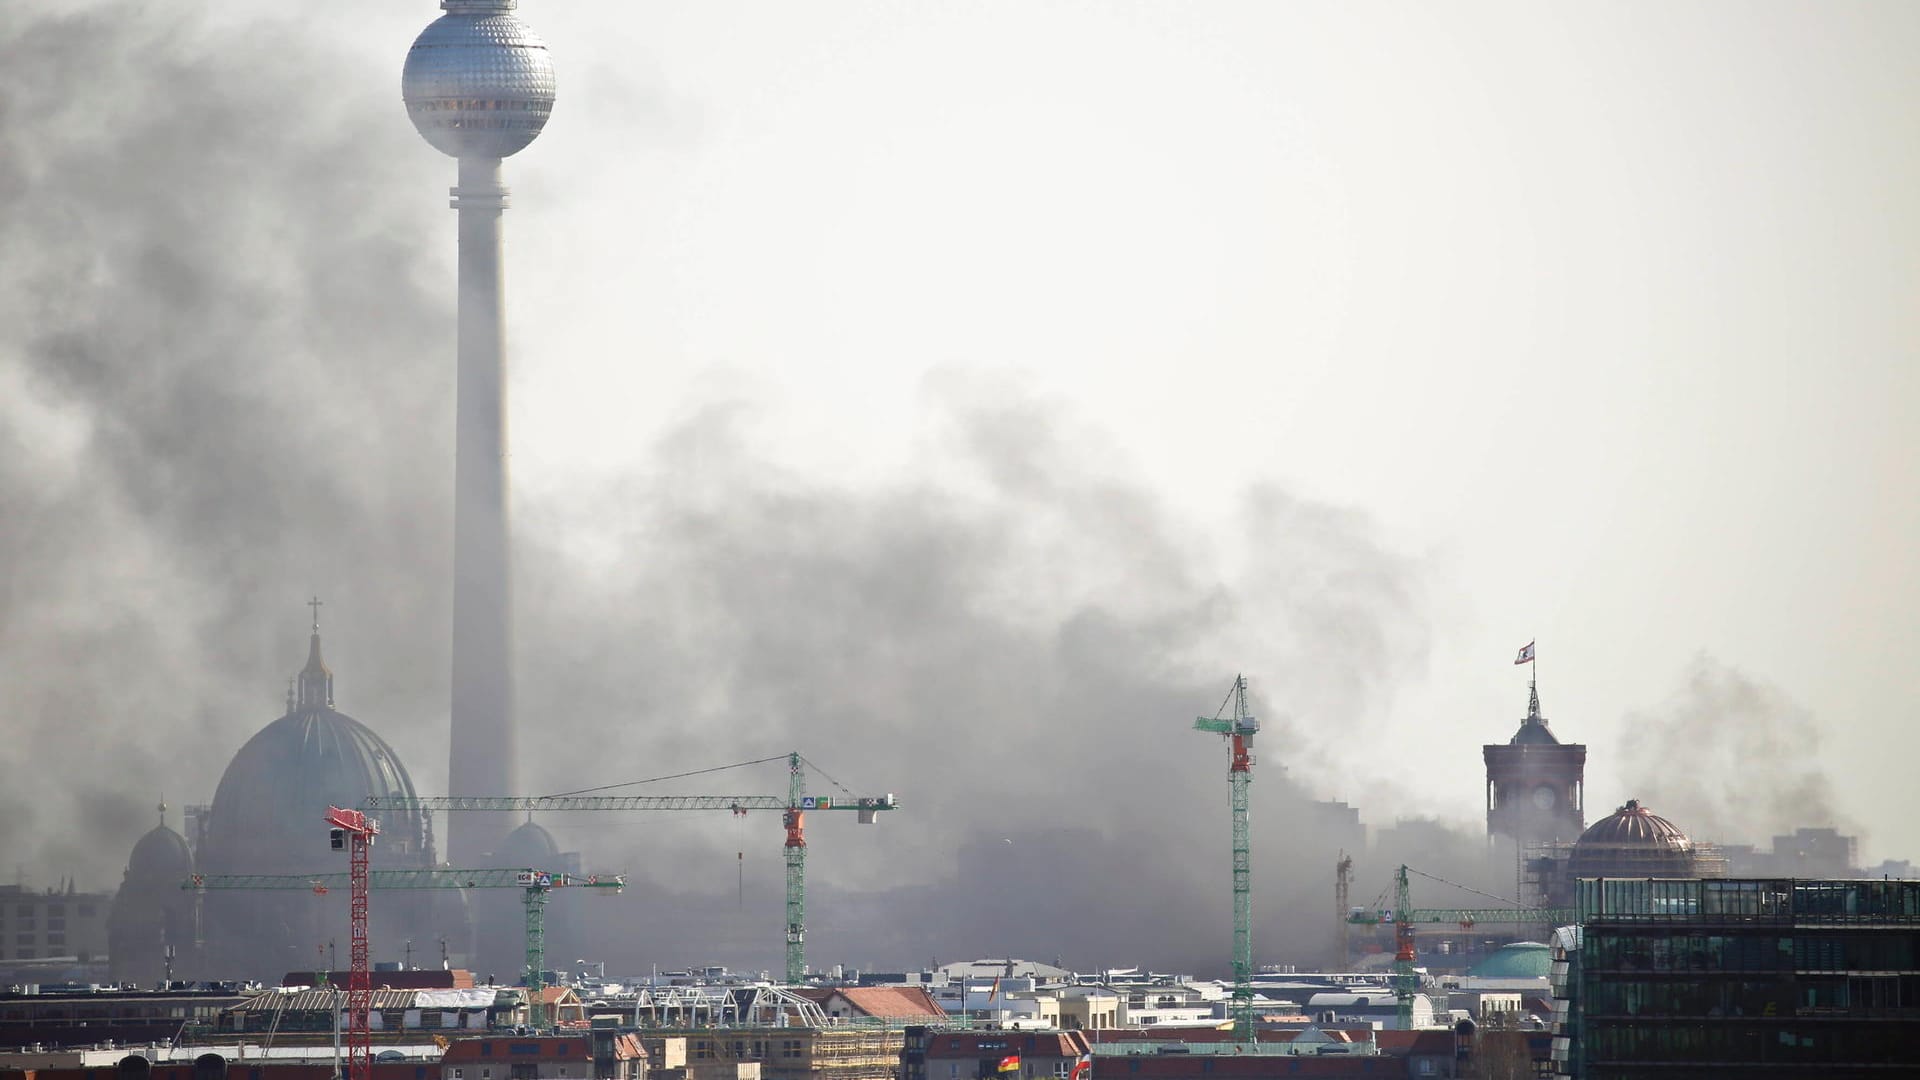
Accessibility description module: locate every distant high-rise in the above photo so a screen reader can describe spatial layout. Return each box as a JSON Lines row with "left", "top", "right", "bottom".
{"left": 402, "top": 0, "right": 556, "bottom": 863}
{"left": 1483, "top": 682, "right": 1587, "bottom": 846}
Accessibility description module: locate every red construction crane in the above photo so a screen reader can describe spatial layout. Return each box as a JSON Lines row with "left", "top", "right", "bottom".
{"left": 323, "top": 806, "right": 377, "bottom": 1080}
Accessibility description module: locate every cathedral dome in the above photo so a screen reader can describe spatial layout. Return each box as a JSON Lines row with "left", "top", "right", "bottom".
{"left": 199, "top": 626, "right": 434, "bottom": 874}
{"left": 127, "top": 814, "right": 193, "bottom": 879}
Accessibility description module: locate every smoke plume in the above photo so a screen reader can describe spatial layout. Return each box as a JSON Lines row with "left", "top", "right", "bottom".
{"left": 0, "top": 2, "right": 1473, "bottom": 977}
{"left": 1614, "top": 655, "right": 1856, "bottom": 848}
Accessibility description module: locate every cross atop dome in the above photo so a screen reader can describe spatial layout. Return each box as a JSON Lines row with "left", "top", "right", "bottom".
{"left": 295, "top": 602, "right": 336, "bottom": 710}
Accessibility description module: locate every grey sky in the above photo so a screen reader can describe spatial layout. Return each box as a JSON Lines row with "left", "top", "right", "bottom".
{"left": 2, "top": 1, "right": 1916, "bottom": 972}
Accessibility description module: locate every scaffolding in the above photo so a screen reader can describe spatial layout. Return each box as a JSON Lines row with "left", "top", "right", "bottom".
{"left": 651, "top": 1026, "right": 906, "bottom": 1080}
{"left": 1522, "top": 838, "right": 1728, "bottom": 910}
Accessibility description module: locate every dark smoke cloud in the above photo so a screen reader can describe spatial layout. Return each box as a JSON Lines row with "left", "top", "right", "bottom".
{"left": 502, "top": 402, "right": 1474, "bottom": 974}
{"left": 0, "top": 2, "right": 1472, "bottom": 976}
{"left": 0, "top": 3, "right": 455, "bottom": 883}
{"left": 1614, "top": 655, "right": 1857, "bottom": 849}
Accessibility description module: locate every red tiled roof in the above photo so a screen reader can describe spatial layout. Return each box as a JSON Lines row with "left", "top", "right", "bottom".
{"left": 1374, "top": 1029, "right": 1455, "bottom": 1056}
{"left": 819, "top": 986, "right": 947, "bottom": 1018}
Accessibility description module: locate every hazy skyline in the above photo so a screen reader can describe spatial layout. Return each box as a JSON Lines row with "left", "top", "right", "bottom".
{"left": 2, "top": 1, "right": 1916, "bottom": 973}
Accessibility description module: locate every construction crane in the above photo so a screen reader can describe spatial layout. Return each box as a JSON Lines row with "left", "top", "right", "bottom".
{"left": 1335, "top": 851, "right": 1353, "bottom": 971}
{"left": 184, "top": 865, "right": 623, "bottom": 1031}
{"left": 1192, "top": 675, "right": 1260, "bottom": 1042}
{"left": 326, "top": 806, "right": 375, "bottom": 1080}
{"left": 364, "top": 751, "right": 897, "bottom": 984}
{"left": 1347, "top": 864, "right": 1576, "bottom": 1028}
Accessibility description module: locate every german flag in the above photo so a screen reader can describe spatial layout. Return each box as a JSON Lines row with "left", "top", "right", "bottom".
{"left": 996, "top": 1056, "right": 1021, "bottom": 1074}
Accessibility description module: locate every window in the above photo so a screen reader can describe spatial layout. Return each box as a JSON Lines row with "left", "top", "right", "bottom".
{"left": 482, "top": 1070, "right": 492, "bottom": 1079}
{"left": 15, "top": 948, "right": 32, "bottom": 959}
{"left": 454, "top": 1070, "right": 464, "bottom": 1078}
{"left": 1419, "top": 1061, "right": 1436, "bottom": 1076}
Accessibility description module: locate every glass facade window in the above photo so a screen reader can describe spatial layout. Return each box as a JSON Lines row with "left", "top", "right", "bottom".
{"left": 1571, "top": 878, "right": 1920, "bottom": 1077}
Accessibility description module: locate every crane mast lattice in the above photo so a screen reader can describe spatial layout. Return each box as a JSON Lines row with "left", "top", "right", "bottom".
{"left": 1193, "top": 675, "right": 1260, "bottom": 1041}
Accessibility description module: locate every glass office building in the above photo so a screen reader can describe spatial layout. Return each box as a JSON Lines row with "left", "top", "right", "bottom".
{"left": 1559, "top": 877, "right": 1920, "bottom": 1078}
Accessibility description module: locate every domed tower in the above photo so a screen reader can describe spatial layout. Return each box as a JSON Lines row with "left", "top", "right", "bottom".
{"left": 471, "top": 816, "right": 579, "bottom": 979}
{"left": 108, "top": 803, "right": 198, "bottom": 985}
{"left": 1567, "top": 799, "right": 1701, "bottom": 880}
{"left": 197, "top": 609, "right": 458, "bottom": 978}
{"left": 1483, "top": 682, "right": 1587, "bottom": 847}
{"left": 402, "top": 0, "right": 556, "bottom": 865}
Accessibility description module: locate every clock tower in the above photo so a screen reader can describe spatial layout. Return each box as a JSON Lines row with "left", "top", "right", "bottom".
{"left": 1484, "top": 682, "right": 1586, "bottom": 846}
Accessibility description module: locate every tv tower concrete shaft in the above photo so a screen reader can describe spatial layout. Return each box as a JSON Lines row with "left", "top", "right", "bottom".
{"left": 401, "top": 0, "right": 556, "bottom": 865}
{"left": 449, "top": 156, "right": 515, "bottom": 863}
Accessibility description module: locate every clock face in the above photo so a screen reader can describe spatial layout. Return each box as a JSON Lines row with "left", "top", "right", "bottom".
{"left": 1532, "top": 785, "right": 1559, "bottom": 811}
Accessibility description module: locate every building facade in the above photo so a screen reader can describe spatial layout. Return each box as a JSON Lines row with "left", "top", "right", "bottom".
{"left": 0, "top": 885, "right": 110, "bottom": 966}
{"left": 1560, "top": 876, "right": 1920, "bottom": 1077}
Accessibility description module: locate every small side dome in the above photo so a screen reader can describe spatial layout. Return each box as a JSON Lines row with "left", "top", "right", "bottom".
{"left": 496, "top": 819, "right": 560, "bottom": 865}
{"left": 128, "top": 821, "right": 193, "bottom": 879}
{"left": 1466, "top": 942, "right": 1552, "bottom": 980}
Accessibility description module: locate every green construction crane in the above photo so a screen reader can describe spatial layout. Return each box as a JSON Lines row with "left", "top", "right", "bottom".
{"left": 184, "top": 867, "right": 624, "bottom": 1030}
{"left": 1346, "top": 864, "right": 1575, "bottom": 1028}
{"left": 364, "top": 752, "right": 899, "bottom": 984}
{"left": 1193, "top": 675, "right": 1260, "bottom": 1042}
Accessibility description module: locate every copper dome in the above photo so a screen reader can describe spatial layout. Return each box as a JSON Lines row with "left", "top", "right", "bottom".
{"left": 1567, "top": 799, "right": 1698, "bottom": 880}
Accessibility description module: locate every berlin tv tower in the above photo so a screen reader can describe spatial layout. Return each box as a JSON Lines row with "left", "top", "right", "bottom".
{"left": 402, "top": 0, "right": 555, "bottom": 864}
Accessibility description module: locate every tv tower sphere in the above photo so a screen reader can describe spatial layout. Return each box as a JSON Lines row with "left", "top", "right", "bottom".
{"left": 402, "top": 0, "right": 555, "bottom": 160}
